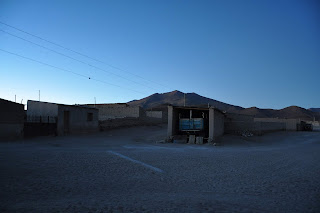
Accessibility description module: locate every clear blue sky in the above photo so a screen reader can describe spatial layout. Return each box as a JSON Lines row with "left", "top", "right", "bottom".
{"left": 0, "top": 0, "right": 319, "bottom": 109}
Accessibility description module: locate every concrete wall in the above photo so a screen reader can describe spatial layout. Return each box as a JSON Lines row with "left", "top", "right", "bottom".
{"left": 208, "top": 108, "right": 225, "bottom": 141}
{"left": 214, "top": 110, "right": 225, "bottom": 138}
{"left": 146, "top": 111, "right": 162, "bottom": 119}
{"left": 0, "top": 99, "right": 24, "bottom": 140}
{"left": 255, "top": 121, "right": 286, "bottom": 133}
{"left": 100, "top": 117, "right": 163, "bottom": 130}
{"left": 225, "top": 119, "right": 289, "bottom": 135}
{"left": 167, "top": 106, "right": 174, "bottom": 137}
{"left": 27, "top": 100, "right": 58, "bottom": 123}
{"left": 226, "top": 113, "right": 254, "bottom": 122}
{"left": 167, "top": 106, "right": 180, "bottom": 137}
{"left": 88, "top": 104, "right": 142, "bottom": 120}
{"left": 254, "top": 118, "right": 298, "bottom": 131}
{"left": 27, "top": 100, "right": 58, "bottom": 117}
{"left": 57, "top": 105, "right": 98, "bottom": 135}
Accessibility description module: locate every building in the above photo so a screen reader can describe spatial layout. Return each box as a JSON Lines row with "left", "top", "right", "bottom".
{"left": 167, "top": 106, "right": 225, "bottom": 143}
{"left": 87, "top": 103, "right": 144, "bottom": 120}
{"left": 27, "top": 100, "right": 98, "bottom": 136}
{"left": 0, "top": 98, "right": 25, "bottom": 140}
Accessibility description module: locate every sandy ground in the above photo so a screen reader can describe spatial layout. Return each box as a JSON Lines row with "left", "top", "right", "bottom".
{"left": 1, "top": 125, "right": 320, "bottom": 212}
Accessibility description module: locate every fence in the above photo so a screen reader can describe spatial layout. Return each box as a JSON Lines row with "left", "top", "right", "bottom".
{"left": 24, "top": 115, "right": 57, "bottom": 138}
{"left": 26, "top": 115, "right": 57, "bottom": 123}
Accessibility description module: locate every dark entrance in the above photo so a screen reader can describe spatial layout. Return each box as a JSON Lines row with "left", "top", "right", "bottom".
{"left": 63, "top": 111, "right": 70, "bottom": 134}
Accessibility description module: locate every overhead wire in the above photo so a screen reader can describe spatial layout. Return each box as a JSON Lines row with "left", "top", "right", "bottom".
{"left": 0, "top": 28, "right": 158, "bottom": 91}
{"left": 0, "top": 21, "right": 174, "bottom": 91}
{"left": 0, "top": 48, "right": 146, "bottom": 95}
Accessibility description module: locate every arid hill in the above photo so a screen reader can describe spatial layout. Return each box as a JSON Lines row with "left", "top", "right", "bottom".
{"left": 128, "top": 90, "right": 243, "bottom": 111}
{"left": 128, "top": 90, "right": 320, "bottom": 120}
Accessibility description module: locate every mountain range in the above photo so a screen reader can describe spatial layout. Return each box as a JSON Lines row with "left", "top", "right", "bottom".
{"left": 128, "top": 90, "right": 320, "bottom": 121}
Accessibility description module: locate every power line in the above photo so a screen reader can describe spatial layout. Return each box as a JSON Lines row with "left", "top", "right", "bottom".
{"left": 0, "top": 21, "right": 174, "bottom": 91}
{"left": 0, "top": 48, "right": 146, "bottom": 95}
{"left": 0, "top": 28, "right": 158, "bottom": 91}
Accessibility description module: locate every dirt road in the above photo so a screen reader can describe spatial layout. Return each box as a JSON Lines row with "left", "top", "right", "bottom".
{"left": 1, "top": 125, "right": 319, "bottom": 212}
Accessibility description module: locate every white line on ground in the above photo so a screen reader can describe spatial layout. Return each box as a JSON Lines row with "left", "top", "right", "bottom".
{"left": 107, "top": 150, "right": 164, "bottom": 173}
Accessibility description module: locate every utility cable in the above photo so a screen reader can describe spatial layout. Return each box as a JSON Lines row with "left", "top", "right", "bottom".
{"left": 0, "top": 48, "right": 146, "bottom": 95}
{"left": 0, "top": 21, "right": 173, "bottom": 91}
{"left": 0, "top": 29, "right": 157, "bottom": 91}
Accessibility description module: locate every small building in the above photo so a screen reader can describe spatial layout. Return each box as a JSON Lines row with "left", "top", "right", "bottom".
{"left": 87, "top": 103, "right": 144, "bottom": 120}
{"left": 0, "top": 98, "right": 24, "bottom": 140}
{"left": 167, "top": 106, "right": 225, "bottom": 143}
{"left": 27, "top": 100, "right": 98, "bottom": 136}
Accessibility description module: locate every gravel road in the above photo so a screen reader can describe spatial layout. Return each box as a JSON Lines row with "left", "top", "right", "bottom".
{"left": 1, "top": 125, "right": 319, "bottom": 212}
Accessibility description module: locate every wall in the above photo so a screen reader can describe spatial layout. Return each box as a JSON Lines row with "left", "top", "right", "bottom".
{"left": 27, "top": 100, "right": 58, "bottom": 118}
{"left": 167, "top": 106, "right": 179, "bottom": 137}
{"left": 209, "top": 108, "right": 225, "bottom": 141}
{"left": 225, "top": 121, "right": 255, "bottom": 134}
{"left": 0, "top": 99, "right": 24, "bottom": 140}
{"left": 88, "top": 104, "right": 142, "bottom": 120}
{"left": 146, "top": 111, "right": 162, "bottom": 119}
{"left": 100, "top": 117, "right": 163, "bottom": 130}
{"left": 57, "top": 105, "right": 98, "bottom": 135}
{"left": 213, "top": 110, "right": 225, "bottom": 138}
{"left": 226, "top": 113, "right": 254, "bottom": 122}
{"left": 254, "top": 118, "right": 298, "bottom": 131}
{"left": 254, "top": 121, "right": 286, "bottom": 133}
{"left": 225, "top": 116, "right": 292, "bottom": 135}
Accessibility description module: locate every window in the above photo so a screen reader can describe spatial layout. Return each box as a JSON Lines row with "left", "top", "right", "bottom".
{"left": 87, "top": 113, "right": 93, "bottom": 121}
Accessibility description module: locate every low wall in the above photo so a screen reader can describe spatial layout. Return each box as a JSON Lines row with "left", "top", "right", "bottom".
{"left": 100, "top": 117, "right": 163, "bottom": 130}
{"left": 254, "top": 118, "right": 298, "bottom": 131}
{"left": 146, "top": 111, "right": 162, "bottom": 119}
{"left": 88, "top": 104, "right": 143, "bottom": 120}
{"left": 225, "top": 121, "right": 286, "bottom": 135}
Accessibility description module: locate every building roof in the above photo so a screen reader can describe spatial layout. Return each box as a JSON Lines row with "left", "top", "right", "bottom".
{"left": 87, "top": 103, "right": 129, "bottom": 106}
{"left": 0, "top": 98, "right": 24, "bottom": 106}
{"left": 28, "top": 100, "right": 98, "bottom": 110}
{"left": 170, "top": 105, "right": 225, "bottom": 114}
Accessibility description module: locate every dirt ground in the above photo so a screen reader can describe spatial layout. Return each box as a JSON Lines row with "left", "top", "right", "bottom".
{"left": 1, "top": 125, "right": 320, "bottom": 212}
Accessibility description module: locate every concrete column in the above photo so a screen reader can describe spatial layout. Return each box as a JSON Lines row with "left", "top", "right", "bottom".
{"left": 167, "top": 106, "right": 174, "bottom": 137}
{"left": 209, "top": 107, "right": 215, "bottom": 142}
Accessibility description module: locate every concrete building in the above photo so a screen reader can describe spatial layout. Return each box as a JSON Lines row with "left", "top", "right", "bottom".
{"left": 167, "top": 106, "right": 225, "bottom": 143}
{"left": 87, "top": 103, "right": 144, "bottom": 120}
{"left": 0, "top": 98, "right": 25, "bottom": 140}
{"left": 27, "top": 100, "right": 98, "bottom": 135}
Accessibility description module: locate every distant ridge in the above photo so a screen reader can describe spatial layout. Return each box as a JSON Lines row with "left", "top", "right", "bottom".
{"left": 127, "top": 90, "right": 243, "bottom": 112}
{"left": 127, "top": 90, "right": 320, "bottom": 120}
{"left": 309, "top": 108, "right": 320, "bottom": 113}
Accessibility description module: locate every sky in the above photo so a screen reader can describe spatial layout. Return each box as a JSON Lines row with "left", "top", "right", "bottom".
{"left": 0, "top": 0, "right": 319, "bottom": 109}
